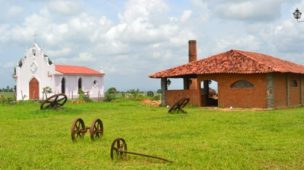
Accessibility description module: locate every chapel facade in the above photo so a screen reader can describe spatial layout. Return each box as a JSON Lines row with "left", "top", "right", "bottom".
{"left": 13, "top": 43, "right": 105, "bottom": 101}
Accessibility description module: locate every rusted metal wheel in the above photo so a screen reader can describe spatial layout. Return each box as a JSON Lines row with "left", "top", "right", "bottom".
{"left": 40, "top": 93, "right": 67, "bottom": 110}
{"left": 110, "top": 138, "right": 127, "bottom": 160}
{"left": 71, "top": 118, "right": 86, "bottom": 142}
{"left": 168, "top": 103, "right": 179, "bottom": 113}
{"left": 89, "top": 118, "right": 103, "bottom": 141}
{"left": 168, "top": 97, "right": 190, "bottom": 113}
{"left": 178, "top": 98, "right": 190, "bottom": 113}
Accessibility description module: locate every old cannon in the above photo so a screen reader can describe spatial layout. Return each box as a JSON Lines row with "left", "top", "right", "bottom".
{"left": 71, "top": 118, "right": 104, "bottom": 142}
{"left": 110, "top": 138, "right": 172, "bottom": 163}
{"left": 40, "top": 93, "right": 67, "bottom": 110}
{"left": 168, "top": 97, "right": 190, "bottom": 113}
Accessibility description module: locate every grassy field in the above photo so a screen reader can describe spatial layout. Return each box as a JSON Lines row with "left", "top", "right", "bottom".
{"left": 0, "top": 100, "right": 304, "bottom": 169}
{"left": 0, "top": 92, "right": 15, "bottom": 98}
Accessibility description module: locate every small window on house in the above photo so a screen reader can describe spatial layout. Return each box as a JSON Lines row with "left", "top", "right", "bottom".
{"left": 291, "top": 80, "right": 298, "bottom": 87}
{"left": 93, "top": 80, "right": 97, "bottom": 85}
{"left": 231, "top": 80, "right": 254, "bottom": 88}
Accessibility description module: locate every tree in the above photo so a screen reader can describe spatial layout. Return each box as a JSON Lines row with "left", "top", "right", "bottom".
{"left": 104, "top": 87, "right": 117, "bottom": 102}
{"left": 146, "top": 91, "right": 154, "bottom": 97}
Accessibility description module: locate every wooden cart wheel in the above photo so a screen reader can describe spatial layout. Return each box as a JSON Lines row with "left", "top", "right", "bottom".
{"left": 40, "top": 93, "right": 67, "bottom": 110}
{"left": 89, "top": 118, "right": 103, "bottom": 141}
{"left": 110, "top": 138, "right": 127, "bottom": 160}
{"left": 71, "top": 118, "right": 86, "bottom": 142}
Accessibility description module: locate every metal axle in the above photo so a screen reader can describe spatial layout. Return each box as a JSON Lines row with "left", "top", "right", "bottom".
{"left": 123, "top": 151, "right": 173, "bottom": 163}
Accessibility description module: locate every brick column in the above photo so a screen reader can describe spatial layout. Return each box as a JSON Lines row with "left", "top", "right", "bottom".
{"left": 266, "top": 74, "right": 274, "bottom": 108}
{"left": 161, "top": 78, "right": 168, "bottom": 106}
{"left": 300, "top": 77, "right": 303, "bottom": 105}
{"left": 286, "top": 75, "right": 289, "bottom": 107}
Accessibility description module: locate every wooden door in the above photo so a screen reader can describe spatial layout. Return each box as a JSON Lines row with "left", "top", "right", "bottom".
{"left": 29, "top": 78, "right": 39, "bottom": 100}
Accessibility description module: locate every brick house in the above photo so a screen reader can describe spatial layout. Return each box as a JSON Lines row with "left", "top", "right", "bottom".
{"left": 149, "top": 40, "right": 304, "bottom": 108}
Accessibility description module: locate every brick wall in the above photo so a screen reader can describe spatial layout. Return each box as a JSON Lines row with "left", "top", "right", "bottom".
{"left": 164, "top": 73, "right": 304, "bottom": 108}
{"left": 273, "top": 73, "right": 303, "bottom": 108}
{"left": 288, "top": 74, "right": 301, "bottom": 106}
{"left": 165, "top": 89, "right": 201, "bottom": 106}
{"left": 197, "top": 74, "right": 267, "bottom": 108}
{"left": 273, "top": 73, "right": 287, "bottom": 108}
{"left": 301, "top": 77, "right": 304, "bottom": 105}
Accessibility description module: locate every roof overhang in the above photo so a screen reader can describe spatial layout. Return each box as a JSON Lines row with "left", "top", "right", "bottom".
{"left": 149, "top": 49, "right": 304, "bottom": 78}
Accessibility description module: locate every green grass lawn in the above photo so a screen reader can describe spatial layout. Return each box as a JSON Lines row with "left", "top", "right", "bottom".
{"left": 0, "top": 100, "right": 304, "bottom": 169}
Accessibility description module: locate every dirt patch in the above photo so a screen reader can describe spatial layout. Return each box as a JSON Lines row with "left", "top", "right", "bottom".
{"left": 141, "top": 99, "right": 161, "bottom": 107}
{"left": 202, "top": 107, "right": 272, "bottom": 112}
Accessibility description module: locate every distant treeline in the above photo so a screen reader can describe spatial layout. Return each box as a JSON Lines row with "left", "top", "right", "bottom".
{"left": 0, "top": 86, "right": 15, "bottom": 92}
{"left": 104, "top": 87, "right": 162, "bottom": 102}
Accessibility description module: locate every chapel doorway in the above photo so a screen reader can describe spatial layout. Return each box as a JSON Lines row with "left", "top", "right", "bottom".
{"left": 61, "top": 77, "right": 66, "bottom": 94}
{"left": 29, "top": 77, "right": 39, "bottom": 100}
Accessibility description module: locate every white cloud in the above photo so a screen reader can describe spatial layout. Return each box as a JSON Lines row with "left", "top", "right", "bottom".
{"left": 180, "top": 10, "right": 192, "bottom": 22}
{"left": 214, "top": 0, "right": 284, "bottom": 21}
{"left": 47, "top": 47, "right": 71, "bottom": 58}
{"left": 46, "top": 0, "right": 82, "bottom": 15}
{"left": 6, "top": 6, "right": 23, "bottom": 18}
{"left": 74, "top": 52, "right": 96, "bottom": 62}
{"left": 212, "top": 35, "right": 261, "bottom": 53}
{"left": 120, "top": 0, "right": 168, "bottom": 23}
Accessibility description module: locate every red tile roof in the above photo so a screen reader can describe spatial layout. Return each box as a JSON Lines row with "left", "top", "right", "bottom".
{"left": 149, "top": 49, "right": 304, "bottom": 78}
{"left": 55, "top": 65, "right": 103, "bottom": 76}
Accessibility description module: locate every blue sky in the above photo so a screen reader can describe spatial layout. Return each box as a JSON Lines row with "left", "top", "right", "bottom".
{"left": 1, "top": 0, "right": 304, "bottom": 91}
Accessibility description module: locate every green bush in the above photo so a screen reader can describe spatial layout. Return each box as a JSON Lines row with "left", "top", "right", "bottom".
{"left": 146, "top": 91, "right": 154, "bottom": 97}
{"left": 0, "top": 94, "right": 16, "bottom": 104}
{"left": 0, "top": 95, "right": 5, "bottom": 103}
{"left": 78, "top": 90, "right": 92, "bottom": 103}
{"left": 127, "top": 89, "right": 140, "bottom": 99}
{"left": 104, "top": 87, "right": 117, "bottom": 102}
{"left": 152, "top": 95, "right": 160, "bottom": 100}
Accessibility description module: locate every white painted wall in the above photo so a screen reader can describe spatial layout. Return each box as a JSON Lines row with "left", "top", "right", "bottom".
{"left": 15, "top": 44, "right": 55, "bottom": 100}
{"left": 54, "top": 75, "right": 104, "bottom": 99}
{"left": 14, "top": 43, "right": 105, "bottom": 101}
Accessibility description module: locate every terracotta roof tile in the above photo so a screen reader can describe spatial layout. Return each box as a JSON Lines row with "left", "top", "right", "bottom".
{"left": 55, "top": 65, "right": 103, "bottom": 76}
{"left": 149, "top": 49, "right": 304, "bottom": 78}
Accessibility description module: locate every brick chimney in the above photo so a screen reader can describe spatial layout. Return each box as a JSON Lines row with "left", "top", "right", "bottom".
{"left": 188, "top": 40, "right": 197, "bottom": 62}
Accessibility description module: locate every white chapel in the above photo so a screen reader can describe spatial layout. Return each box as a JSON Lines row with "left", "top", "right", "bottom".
{"left": 13, "top": 43, "right": 105, "bottom": 101}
